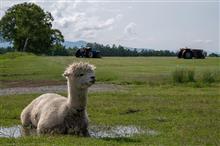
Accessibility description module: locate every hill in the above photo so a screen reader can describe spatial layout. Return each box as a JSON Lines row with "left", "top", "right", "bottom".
{"left": 62, "top": 40, "right": 87, "bottom": 48}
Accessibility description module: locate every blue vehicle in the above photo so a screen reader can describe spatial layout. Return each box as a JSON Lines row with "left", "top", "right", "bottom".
{"left": 75, "top": 47, "right": 101, "bottom": 58}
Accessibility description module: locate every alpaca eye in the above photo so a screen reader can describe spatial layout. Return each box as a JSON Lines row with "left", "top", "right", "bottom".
{"left": 79, "top": 74, "right": 84, "bottom": 77}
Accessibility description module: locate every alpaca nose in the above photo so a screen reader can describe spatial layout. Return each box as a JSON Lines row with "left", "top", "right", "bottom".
{"left": 90, "top": 76, "right": 96, "bottom": 83}
{"left": 91, "top": 76, "right": 96, "bottom": 80}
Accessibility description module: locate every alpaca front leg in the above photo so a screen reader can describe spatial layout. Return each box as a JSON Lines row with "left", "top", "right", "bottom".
{"left": 37, "top": 123, "right": 65, "bottom": 134}
{"left": 81, "top": 129, "right": 90, "bottom": 137}
{"left": 21, "top": 107, "right": 32, "bottom": 127}
{"left": 37, "top": 120, "right": 52, "bottom": 134}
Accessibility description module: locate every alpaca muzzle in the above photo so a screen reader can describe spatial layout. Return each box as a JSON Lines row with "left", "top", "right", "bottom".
{"left": 90, "top": 76, "right": 96, "bottom": 84}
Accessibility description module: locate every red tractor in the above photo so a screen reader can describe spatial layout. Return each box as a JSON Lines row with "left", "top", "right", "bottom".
{"left": 177, "top": 48, "right": 207, "bottom": 59}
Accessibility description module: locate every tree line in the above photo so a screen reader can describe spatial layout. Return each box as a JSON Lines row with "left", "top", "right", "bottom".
{"left": 0, "top": 42, "right": 177, "bottom": 57}
{"left": 86, "top": 42, "right": 176, "bottom": 57}
{"left": 1, "top": 42, "right": 219, "bottom": 57}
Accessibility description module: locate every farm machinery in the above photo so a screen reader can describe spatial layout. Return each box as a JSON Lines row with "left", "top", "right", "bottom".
{"left": 75, "top": 47, "right": 101, "bottom": 58}
{"left": 177, "top": 47, "right": 207, "bottom": 59}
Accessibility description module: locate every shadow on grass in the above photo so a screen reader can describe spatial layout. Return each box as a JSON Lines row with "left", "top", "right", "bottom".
{"left": 101, "top": 137, "right": 141, "bottom": 143}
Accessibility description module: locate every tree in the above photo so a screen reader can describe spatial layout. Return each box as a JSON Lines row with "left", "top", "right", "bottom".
{"left": 209, "top": 53, "right": 219, "bottom": 57}
{"left": 0, "top": 2, "right": 64, "bottom": 54}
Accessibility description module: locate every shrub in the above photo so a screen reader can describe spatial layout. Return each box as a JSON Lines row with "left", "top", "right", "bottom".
{"left": 172, "top": 67, "right": 219, "bottom": 84}
{"left": 187, "top": 69, "right": 195, "bottom": 82}
{"left": 201, "top": 70, "right": 218, "bottom": 83}
{"left": 172, "top": 67, "right": 195, "bottom": 83}
{"left": 172, "top": 68, "right": 185, "bottom": 83}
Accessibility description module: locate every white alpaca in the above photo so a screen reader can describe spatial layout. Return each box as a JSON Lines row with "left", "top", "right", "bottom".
{"left": 20, "top": 62, "right": 96, "bottom": 136}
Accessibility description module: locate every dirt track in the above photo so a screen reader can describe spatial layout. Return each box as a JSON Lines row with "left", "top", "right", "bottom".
{"left": 0, "top": 84, "right": 123, "bottom": 96}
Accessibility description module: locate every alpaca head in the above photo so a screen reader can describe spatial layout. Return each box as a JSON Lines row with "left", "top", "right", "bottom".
{"left": 63, "top": 62, "right": 96, "bottom": 89}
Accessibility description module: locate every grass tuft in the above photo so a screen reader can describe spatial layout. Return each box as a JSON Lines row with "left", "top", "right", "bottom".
{"left": 172, "top": 67, "right": 195, "bottom": 83}
{"left": 187, "top": 68, "right": 195, "bottom": 82}
{"left": 200, "top": 70, "right": 219, "bottom": 83}
{"left": 172, "top": 68, "right": 185, "bottom": 83}
{"left": 172, "top": 67, "right": 220, "bottom": 84}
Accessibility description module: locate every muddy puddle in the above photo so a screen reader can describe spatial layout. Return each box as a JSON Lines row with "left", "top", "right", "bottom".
{"left": 0, "top": 125, "right": 159, "bottom": 138}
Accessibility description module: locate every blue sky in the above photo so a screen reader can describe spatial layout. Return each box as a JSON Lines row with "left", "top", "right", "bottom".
{"left": 0, "top": 0, "right": 219, "bottom": 53}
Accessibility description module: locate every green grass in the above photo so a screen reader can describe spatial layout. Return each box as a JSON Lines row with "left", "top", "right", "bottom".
{"left": 0, "top": 84, "right": 220, "bottom": 145}
{"left": 172, "top": 67, "right": 220, "bottom": 84}
{"left": 0, "top": 53, "right": 220, "bottom": 145}
{"left": 0, "top": 53, "right": 220, "bottom": 87}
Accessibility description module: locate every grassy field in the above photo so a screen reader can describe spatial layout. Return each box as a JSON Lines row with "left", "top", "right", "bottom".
{"left": 0, "top": 53, "right": 220, "bottom": 145}
{"left": 0, "top": 52, "right": 219, "bottom": 87}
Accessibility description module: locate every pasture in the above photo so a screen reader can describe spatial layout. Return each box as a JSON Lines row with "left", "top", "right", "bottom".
{"left": 0, "top": 53, "right": 220, "bottom": 145}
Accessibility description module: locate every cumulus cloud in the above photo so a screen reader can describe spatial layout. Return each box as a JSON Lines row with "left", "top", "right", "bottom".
{"left": 124, "top": 22, "right": 137, "bottom": 36}
{"left": 76, "top": 18, "right": 115, "bottom": 31}
{"left": 118, "top": 22, "right": 138, "bottom": 41}
{"left": 1, "top": 0, "right": 123, "bottom": 40}
{"left": 54, "top": 11, "right": 117, "bottom": 39}
{"left": 45, "top": 1, "right": 120, "bottom": 40}
{"left": 54, "top": 12, "right": 86, "bottom": 28}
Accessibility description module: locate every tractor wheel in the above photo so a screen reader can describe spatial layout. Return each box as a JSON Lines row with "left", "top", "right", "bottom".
{"left": 75, "top": 50, "right": 81, "bottom": 57}
{"left": 89, "top": 52, "right": 93, "bottom": 58}
{"left": 184, "top": 51, "right": 193, "bottom": 59}
{"left": 177, "top": 51, "right": 182, "bottom": 58}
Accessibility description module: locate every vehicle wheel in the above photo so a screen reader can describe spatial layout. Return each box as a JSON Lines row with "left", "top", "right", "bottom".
{"left": 177, "top": 51, "right": 182, "bottom": 58}
{"left": 184, "top": 51, "right": 193, "bottom": 59}
{"left": 89, "top": 52, "right": 93, "bottom": 58}
{"left": 75, "top": 50, "right": 81, "bottom": 57}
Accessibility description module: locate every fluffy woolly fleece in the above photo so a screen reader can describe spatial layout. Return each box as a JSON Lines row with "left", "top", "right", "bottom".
{"left": 20, "top": 62, "right": 96, "bottom": 136}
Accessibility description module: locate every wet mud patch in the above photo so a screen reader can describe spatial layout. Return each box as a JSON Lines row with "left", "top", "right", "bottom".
{"left": 0, "top": 125, "right": 159, "bottom": 138}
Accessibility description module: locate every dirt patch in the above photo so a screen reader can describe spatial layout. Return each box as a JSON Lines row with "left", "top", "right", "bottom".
{"left": 0, "top": 83, "right": 123, "bottom": 96}
{"left": 0, "top": 80, "right": 65, "bottom": 88}
{"left": 120, "top": 108, "right": 143, "bottom": 115}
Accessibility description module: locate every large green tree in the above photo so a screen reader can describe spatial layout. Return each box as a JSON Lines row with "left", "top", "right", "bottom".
{"left": 0, "top": 2, "right": 64, "bottom": 54}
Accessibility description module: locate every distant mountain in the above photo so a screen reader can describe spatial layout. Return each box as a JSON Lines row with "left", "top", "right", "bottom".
{"left": 63, "top": 40, "right": 87, "bottom": 48}
{"left": 0, "top": 40, "right": 87, "bottom": 49}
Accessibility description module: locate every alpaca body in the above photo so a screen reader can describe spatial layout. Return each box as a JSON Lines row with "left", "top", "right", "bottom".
{"left": 20, "top": 62, "right": 95, "bottom": 136}
{"left": 21, "top": 93, "right": 89, "bottom": 135}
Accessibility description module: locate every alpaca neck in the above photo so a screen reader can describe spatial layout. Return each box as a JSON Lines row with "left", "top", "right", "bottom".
{"left": 67, "top": 80, "right": 88, "bottom": 109}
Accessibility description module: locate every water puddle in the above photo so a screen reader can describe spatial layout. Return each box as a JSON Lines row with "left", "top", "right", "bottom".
{"left": 0, "top": 125, "right": 159, "bottom": 138}
{"left": 0, "top": 125, "right": 22, "bottom": 138}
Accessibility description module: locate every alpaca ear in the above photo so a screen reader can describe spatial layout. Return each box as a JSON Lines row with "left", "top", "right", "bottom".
{"left": 91, "top": 65, "right": 96, "bottom": 70}
{"left": 63, "top": 72, "right": 70, "bottom": 77}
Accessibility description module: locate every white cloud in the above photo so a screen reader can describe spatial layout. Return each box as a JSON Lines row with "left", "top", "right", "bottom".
{"left": 43, "top": 0, "right": 119, "bottom": 40}
{"left": 117, "top": 22, "right": 138, "bottom": 41}
{"left": 77, "top": 18, "right": 114, "bottom": 31}
{"left": 54, "top": 12, "right": 86, "bottom": 28}
{"left": 1, "top": 0, "right": 122, "bottom": 41}
{"left": 75, "top": 17, "right": 115, "bottom": 39}
{"left": 124, "top": 22, "right": 137, "bottom": 36}
{"left": 57, "top": 13, "right": 116, "bottom": 39}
